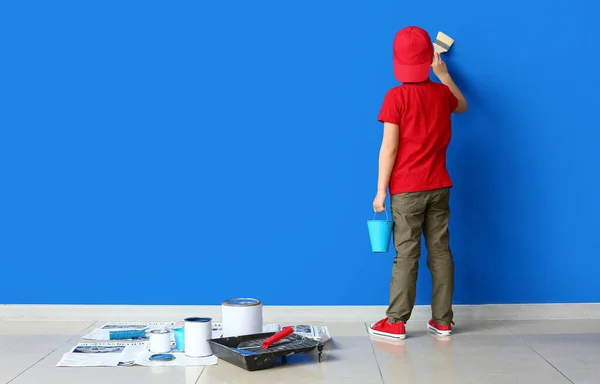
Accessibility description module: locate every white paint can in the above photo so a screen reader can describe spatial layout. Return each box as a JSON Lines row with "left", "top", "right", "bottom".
{"left": 222, "top": 298, "right": 263, "bottom": 337}
{"left": 149, "top": 328, "right": 171, "bottom": 353}
{"left": 184, "top": 317, "right": 212, "bottom": 357}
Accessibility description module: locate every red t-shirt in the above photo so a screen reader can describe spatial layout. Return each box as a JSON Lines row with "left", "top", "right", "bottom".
{"left": 378, "top": 80, "right": 458, "bottom": 195}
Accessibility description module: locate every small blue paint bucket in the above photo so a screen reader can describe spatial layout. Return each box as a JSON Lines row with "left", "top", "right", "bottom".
{"left": 367, "top": 211, "right": 393, "bottom": 253}
{"left": 173, "top": 328, "right": 185, "bottom": 351}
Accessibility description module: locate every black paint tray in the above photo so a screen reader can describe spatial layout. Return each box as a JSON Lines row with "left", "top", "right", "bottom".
{"left": 208, "top": 332, "right": 323, "bottom": 372}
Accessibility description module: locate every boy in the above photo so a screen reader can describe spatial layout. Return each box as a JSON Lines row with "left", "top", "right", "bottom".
{"left": 370, "top": 26, "right": 468, "bottom": 340}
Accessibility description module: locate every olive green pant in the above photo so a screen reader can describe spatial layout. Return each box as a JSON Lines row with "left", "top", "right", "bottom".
{"left": 387, "top": 188, "right": 454, "bottom": 326}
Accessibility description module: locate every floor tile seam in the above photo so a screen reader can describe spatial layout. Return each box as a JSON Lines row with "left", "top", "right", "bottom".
{"left": 499, "top": 321, "right": 575, "bottom": 384}
{"left": 363, "top": 322, "right": 386, "bottom": 384}
{"left": 6, "top": 322, "right": 97, "bottom": 383}
{"left": 194, "top": 366, "right": 206, "bottom": 384}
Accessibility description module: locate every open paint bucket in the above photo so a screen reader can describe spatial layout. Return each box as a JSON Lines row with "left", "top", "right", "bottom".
{"left": 222, "top": 298, "right": 263, "bottom": 337}
{"left": 367, "top": 211, "right": 393, "bottom": 253}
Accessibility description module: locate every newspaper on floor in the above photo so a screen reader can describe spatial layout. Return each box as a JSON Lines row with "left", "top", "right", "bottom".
{"left": 291, "top": 325, "right": 332, "bottom": 343}
{"left": 56, "top": 342, "right": 149, "bottom": 367}
{"left": 82, "top": 322, "right": 176, "bottom": 341}
{"left": 84, "top": 322, "right": 226, "bottom": 341}
{"left": 56, "top": 342, "right": 218, "bottom": 367}
{"left": 262, "top": 324, "right": 332, "bottom": 343}
{"left": 82, "top": 322, "right": 331, "bottom": 344}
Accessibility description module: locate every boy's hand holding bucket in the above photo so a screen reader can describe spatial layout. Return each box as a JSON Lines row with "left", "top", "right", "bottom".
{"left": 373, "top": 191, "right": 387, "bottom": 213}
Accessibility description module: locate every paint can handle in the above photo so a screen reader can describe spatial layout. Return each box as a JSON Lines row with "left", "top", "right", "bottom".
{"left": 373, "top": 210, "right": 390, "bottom": 222}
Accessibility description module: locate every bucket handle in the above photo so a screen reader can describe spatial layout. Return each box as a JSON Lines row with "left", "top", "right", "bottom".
{"left": 373, "top": 210, "right": 390, "bottom": 222}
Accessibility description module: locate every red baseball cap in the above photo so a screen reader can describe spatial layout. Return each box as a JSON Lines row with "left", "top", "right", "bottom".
{"left": 393, "top": 26, "right": 433, "bottom": 83}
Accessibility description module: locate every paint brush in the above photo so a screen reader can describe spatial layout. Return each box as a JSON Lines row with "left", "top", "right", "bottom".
{"left": 433, "top": 31, "right": 454, "bottom": 54}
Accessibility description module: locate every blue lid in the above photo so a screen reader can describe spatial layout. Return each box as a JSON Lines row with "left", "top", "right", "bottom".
{"left": 149, "top": 353, "right": 175, "bottom": 361}
{"left": 222, "top": 298, "right": 261, "bottom": 307}
{"left": 184, "top": 317, "right": 212, "bottom": 323}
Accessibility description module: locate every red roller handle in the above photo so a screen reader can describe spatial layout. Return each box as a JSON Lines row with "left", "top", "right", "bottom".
{"left": 262, "top": 326, "right": 293, "bottom": 349}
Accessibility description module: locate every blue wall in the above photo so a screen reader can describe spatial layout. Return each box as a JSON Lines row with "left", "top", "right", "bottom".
{"left": 1, "top": 0, "right": 599, "bottom": 305}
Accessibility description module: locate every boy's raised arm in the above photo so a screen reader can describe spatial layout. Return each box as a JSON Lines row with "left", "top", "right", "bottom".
{"left": 432, "top": 53, "right": 468, "bottom": 114}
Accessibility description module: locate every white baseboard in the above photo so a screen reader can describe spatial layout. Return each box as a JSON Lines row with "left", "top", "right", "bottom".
{"left": 1, "top": 304, "right": 599, "bottom": 322}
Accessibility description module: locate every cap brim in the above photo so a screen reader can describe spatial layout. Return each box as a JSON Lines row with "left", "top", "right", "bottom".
{"left": 394, "top": 61, "right": 431, "bottom": 83}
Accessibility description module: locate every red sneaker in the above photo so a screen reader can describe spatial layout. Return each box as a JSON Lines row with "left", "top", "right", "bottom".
{"left": 369, "top": 318, "right": 406, "bottom": 340}
{"left": 427, "top": 319, "right": 454, "bottom": 336}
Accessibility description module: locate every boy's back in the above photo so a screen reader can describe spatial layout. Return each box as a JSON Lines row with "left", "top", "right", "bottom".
{"left": 378, "top": 80, "right": 458, "bottom": 195}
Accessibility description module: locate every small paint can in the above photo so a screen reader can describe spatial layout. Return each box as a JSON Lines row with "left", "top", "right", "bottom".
{"left": 184, "top": 317, "right": 212, "bottom": 357}
{"left": 149, "top": 328, "right": 172, "bottom": 353}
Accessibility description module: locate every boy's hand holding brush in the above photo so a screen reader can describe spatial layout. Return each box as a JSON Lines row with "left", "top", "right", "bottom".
{"left": 432, "top": 32, "right": 468, "bottom": 114}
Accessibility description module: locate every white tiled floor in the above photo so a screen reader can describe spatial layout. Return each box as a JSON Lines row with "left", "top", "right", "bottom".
{"left": 1, "top": 320, "right": 599, "bottom": 383}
